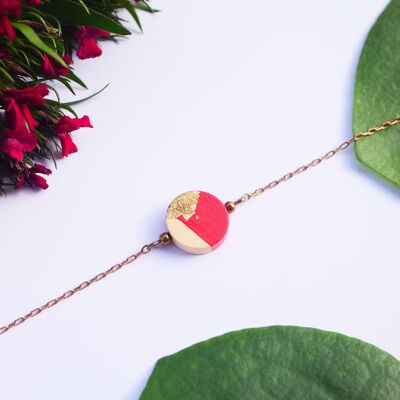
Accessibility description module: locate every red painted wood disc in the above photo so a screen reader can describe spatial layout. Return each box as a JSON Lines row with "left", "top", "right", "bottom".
{"left": 166, "top": 191, "right": 229, "bottom": 255}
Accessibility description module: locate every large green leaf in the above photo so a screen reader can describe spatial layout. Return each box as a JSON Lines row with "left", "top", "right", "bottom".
{"left": 353, "top": 0, "right": 400, "bottom": 187}
{"left": 41, "top": 0, "right": 131, "bottom": 35}
{"left": 140, "top": 326, "right": 400, "bottom": 399}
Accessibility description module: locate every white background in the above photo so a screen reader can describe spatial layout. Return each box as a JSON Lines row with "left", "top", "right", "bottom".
{"left": 0, "top": 1, "right": 398, "bottom": 399}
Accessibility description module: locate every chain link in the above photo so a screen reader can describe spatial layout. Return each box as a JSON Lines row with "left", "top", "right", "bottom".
{"left": 232, "top": 116, "right": 400, "bottom": 206}
{"left": 0, "top": 233, "right": 171, "bottom": 336}
{"left": 2, "top": 117, "right": 400, "bottom": 337}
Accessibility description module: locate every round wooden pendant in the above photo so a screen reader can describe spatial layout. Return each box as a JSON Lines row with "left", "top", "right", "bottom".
{"left": 166, "top": 191, "right": 229, "bottom": 255}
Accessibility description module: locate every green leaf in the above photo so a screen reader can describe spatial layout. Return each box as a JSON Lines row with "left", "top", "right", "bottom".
{"left": 65, "top": 72, "right": 87, "bottom": 89}
{"left": 140, "top": 326, "right": 400, "bottom": 399}
{"left": 134, "top": 0, "right": 158, "bottom": 14}
{"left": 41, "top": 0, "right": 131, "bottom": 35}
{"left": 56, "top": 76, "right": 76, "bottom": 95}
{"left": 353, "top": 0, "right": 400, "bottom": 187}
{"left": 126, "top": 3, "right": 142, "bottom": 31}
{"left": 47, "top": 84, "right": 61, "bottom": 103}
{"left": 12, "top": 22, "right": 67, "bottom": 67}
{"left": 76, "top": 0, "right": 90, "bottom": 14}
{"left": 0, "top": 65, "right": 15, "bottom": 83}
{"left": 45, "top": 99, "right": 78, "bottom": 118}
{"left": 65, "top": 83, "right": 109, "bottom": 106}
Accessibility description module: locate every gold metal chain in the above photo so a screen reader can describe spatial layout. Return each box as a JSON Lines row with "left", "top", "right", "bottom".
{"left": 0, "top": 233, "right": 172, "bottom": 336}
{"left": 1, "top": 116, "right": 399, "bottom": 337}
{"left": 229, "top": 117, "right": 400, "bottom": 208}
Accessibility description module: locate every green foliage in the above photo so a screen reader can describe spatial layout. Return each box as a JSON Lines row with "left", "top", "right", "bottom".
{"left": 12, "top": 22, "right": 68, "bottom": 66}
{"left": 353, "top": 0, "right": 400, "bottom": 187}
{"left": 0, "top": 0, "right": 154, "bottom": 191}
{"left": 41, "top": 0, "right": 131, "bottom": 35}
{"left": 141, "top": 326, "right": 400, "bottom": 400}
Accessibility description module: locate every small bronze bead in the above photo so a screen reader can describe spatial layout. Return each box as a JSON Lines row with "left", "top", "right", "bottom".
{"left": 225, "top": 201, "right": 236, "bottom": 213}
{"left": 160, "top": 232, "right": 172, "bottom": 245}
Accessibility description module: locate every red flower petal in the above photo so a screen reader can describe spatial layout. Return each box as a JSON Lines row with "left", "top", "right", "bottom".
{"left": 2, "top": 138, "right": 24, "bottom": 160}
{"left": 15, "top": 176, "right": 25, "bottom": 189}
{"left": 70, "top": 25, "right": 86, "bottom": 39}
{"left": 59, "top": 133, "right": 78, "bottom": 157}
{"left": 31, "top": 163, "right": 52, "bottom": 175}
{"left": 29, "top": 173, "right": 49, "bottom": 190}
{"left": 20, "top": 103, "right": 38, "bottom": 131}
{"left": 41, "top": 53, "right": 71, "bottom": 77}
{"left": 55, "top": 115, "right": 93, "bottom": 134}
{"left": 76, "top": 37, "right": 103, "bottom": 59}
{"left": 6, "top": 84, "right": 49, "bottom": 106}
{"left": 0, "top": 0, "right": 21, "bottom": 16}
{"left": 5, "top": 99, "right": 38, "bottom": 132}
{"left": 86, "top": 27, "right": 110, "bottom": 38}
{"left": 41, "top": 53, "right": 56, "bottom": 76}
{"left": 0, "top": 13, "right": 15, "bottom": 41}
{"left": 5, "top": 98, "right": 25, "bottom": 130}
{"left": 0, "top": 128, "right": 38, "bottom": 160}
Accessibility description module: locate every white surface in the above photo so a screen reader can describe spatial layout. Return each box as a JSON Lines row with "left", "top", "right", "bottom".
{"left": 0, "top": 1, "right": 398, "bottom": 399}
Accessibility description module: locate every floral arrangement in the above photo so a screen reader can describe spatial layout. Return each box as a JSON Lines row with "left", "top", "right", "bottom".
{"left": 0, "top": 0, "right": 153, "bottom": 192}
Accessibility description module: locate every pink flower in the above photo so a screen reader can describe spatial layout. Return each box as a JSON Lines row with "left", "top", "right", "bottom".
{"left": 0, "top": 13, "right": 14, "bottom": 40}
{"left": 41, "top": 53, "right": 72, "bottom": 77}
{"left": 5, "top": 84, "right": 49, "bottom": 107}
{"left": 26, "top": 0, "right": 40, "bottom": 5}
{"left": 3, "top": 84, "right": 49, "bottom": 132}
{"left": 28, "top": 173, "right": 49, "bottom": 189}
{"left": 0, "top": 0, "right": 21, "bottom": 16}
{"left": 28, "top": 163, "right": 52, "bottom": 190}
{"left": 15, "top": 163, "right": 52, "bottom": 190}
{"left": 30, "top": 163, "right": 52, "bottom": 175}
{"left": 72, "top": 26, "right": 110, "bottom": 60}
{"left": 55, "top": 115, "right": 93, "bottom": 157}
{"left": 20, "top": 103, "right": 38, "bottom": 131}
{"left": 5, "top": 98, "right": 39, "bottom": 131}
{"left": 0, "top": 127, "right": 38, "bottom": 161}
{"left": 55, "top": 115, "right": 93, "bottom": 135}
{"left": 0, "top": 0, "right": 21, "bottom": 41}
{"left": 59, "top": 133, "right": 77, "bottom": 157}
{"left": 4, "top": 98, "right": 25, "bottom": 130}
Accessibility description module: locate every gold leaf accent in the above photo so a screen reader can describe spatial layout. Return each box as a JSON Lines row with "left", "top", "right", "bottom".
{"left": 167, "top": 191, "right": 200, "bottom": 220}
